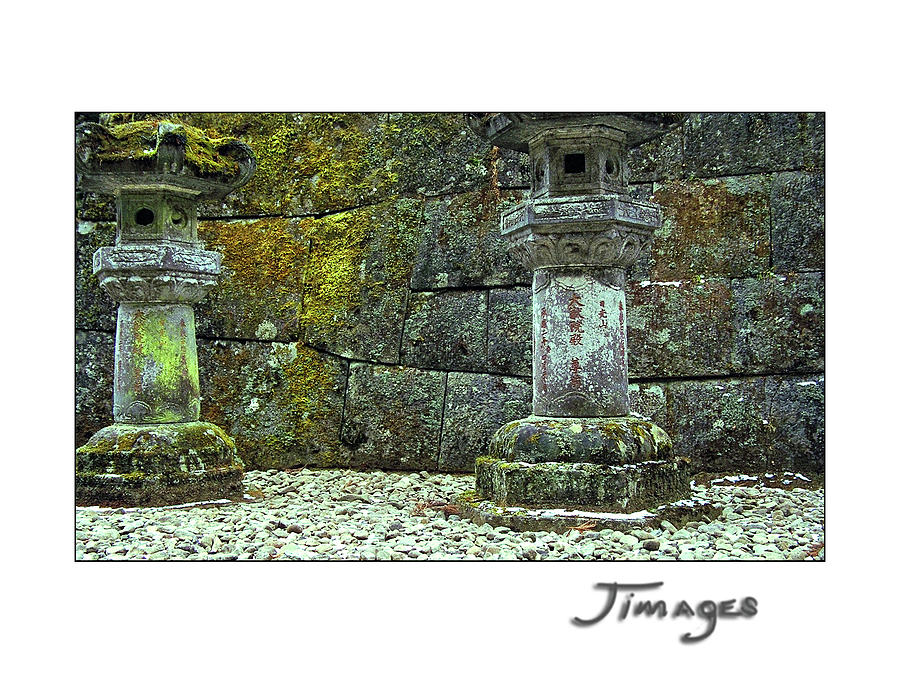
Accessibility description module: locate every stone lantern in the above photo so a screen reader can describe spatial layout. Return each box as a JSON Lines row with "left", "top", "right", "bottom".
{"left": 461, "top": 113, "right": 709, "bottom": 530}
{"left": 75, "top": 118, "right": 255, "bottom": 506}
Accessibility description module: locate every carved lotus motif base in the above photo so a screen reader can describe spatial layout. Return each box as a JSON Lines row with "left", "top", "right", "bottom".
{"left": 75, "top": 422, "right": 245, "bottom": 507}
{"left": 502, "top": 194, "right": 661, "bottom": 271}
{"left": 94, "top": 244, "right": 220, "bottom": 304}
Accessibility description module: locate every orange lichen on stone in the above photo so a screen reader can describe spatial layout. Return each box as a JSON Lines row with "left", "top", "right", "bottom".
{"left": 650, "top": 177, "right": 772, "bottom": 280}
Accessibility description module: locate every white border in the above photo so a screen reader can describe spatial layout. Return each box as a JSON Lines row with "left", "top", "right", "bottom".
{"left": 7, "top": 0, "right": 898, "bottom": 669}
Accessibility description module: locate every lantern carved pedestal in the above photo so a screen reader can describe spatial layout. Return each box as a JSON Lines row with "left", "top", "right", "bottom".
{"left": 459, "top": 114, "right": 716, "bottom": 531}
{"left": 75, "top": 119, "right": 255, "bottom": 506}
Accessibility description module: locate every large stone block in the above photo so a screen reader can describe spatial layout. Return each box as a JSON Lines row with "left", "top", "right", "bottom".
{"left": 402, "top": 290, "right": 488, "bottom": 371}
{"left": 75, "top": 220, "right": 116, "bottom": 332}
{"left": 439, "top": 372, "right": 531, "bottom": 472}
{"left": 683, "top": 113, "right": 824, "bottom": 178}
{"left": 665, "top": 377, "right": 775, "bottom": 473}
{"left": 628, "top": 382, "right": 667, "bottom": 426}
{"left": 475, "top": 456, "right": 691, "bottom": 511}
{"left": 195, "top": 217, "right": 308, "bottom": 342}
{"left": 75, "top": 330, "right": 115, "bottom": 447}
{"left": 410, "top": 189, "right": 529, "bottom": 289}
{"left": 732, "top": 272, "right": 824, "bottom": 374}
{"left": 627, "top": 273, "right": 824, "bottom": 379}
{"left": 486, "top": 287, "right": 532, "bottom": 376}
{"left": 771, "top": 171, "right": 825, "bottom": 272}
{"left": 766, "top": 375, "right": 825, "bottom": 474}
{"left": 387, "top": 113, "right": 515, "bottom": 197}
{"left": 628, "top": 122, "right": 684, "bottom": 184}
{"left": 198, "top": 340, "right": 348, "bottom": 470}
{"left": 341, "top": 364, "right": 446, "bottom": 470}
{"left": 648, "top": 175, "right": 772, "bottom": 280}
{"left": 626, "top": 278, "right": 737, "bottom": 378}
{"left": 299, "top": 198, "right": 426, "bottom": 363}
{"left": 664, "top": 375, "right": 824, "bottom": 475}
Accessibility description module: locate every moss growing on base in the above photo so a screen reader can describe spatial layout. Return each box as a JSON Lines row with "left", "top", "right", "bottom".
{"left": 488, "top": 416, "right": 674, "bottom": 465}
{"left": 474, "top": 456, "right": 691, "bottom": 512}
{"left": 75, "top": 421, "right": 245, "bottom": 506}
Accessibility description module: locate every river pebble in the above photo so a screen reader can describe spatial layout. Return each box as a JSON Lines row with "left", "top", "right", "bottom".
{"left": 75, "top": 469, "right": 825, "bottom": 561}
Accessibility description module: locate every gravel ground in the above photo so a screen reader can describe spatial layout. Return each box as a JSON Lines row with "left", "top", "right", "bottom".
{"left": 74, "top": 468, "right": 824, "bottom": 561}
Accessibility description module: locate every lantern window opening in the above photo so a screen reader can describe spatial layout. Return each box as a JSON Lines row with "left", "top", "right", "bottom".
{"left": 563, "top": 152, "right": 586, "bottom": 174}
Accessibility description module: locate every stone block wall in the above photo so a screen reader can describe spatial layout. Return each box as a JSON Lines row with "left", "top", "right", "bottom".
{"left": 75, "top": 112, "right": 824, "bottom": 475}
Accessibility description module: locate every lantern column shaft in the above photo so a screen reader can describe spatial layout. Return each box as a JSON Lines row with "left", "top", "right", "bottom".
{"left": 113, "top": 303, "right": 200, "bottom": 424}
{"left": 532, "top": 266, "right": 628, "bottom": 417}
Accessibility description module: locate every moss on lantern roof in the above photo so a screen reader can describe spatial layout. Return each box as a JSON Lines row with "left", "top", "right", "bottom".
{"left": 88, "top": 120, "right": 244, "bottom": 178}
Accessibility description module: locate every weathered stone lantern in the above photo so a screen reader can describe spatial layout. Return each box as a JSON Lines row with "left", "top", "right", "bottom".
{"left": 75, "top": 119, "right": 255, "bottom": 506}
{"left": 461, "top": 113, "right": 707, "bottom": 530}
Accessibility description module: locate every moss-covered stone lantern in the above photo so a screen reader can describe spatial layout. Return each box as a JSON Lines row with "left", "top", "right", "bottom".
{"left": 460, "top": 113, "right": 714, "bottom": 531}
{"left": 75, "top": 119, "right": 256, "bottom": 506}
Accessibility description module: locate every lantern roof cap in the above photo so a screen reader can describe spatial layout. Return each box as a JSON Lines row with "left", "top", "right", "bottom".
{"left": 76, "top": 120, "right": 256, "bottom": 200}
{"left": 466, "top": 113, "right": 686, "bottom": 152}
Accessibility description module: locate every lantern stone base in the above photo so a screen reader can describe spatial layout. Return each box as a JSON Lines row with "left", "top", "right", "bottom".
{"left": 455, "top": 488, "right": 720, "bottom": 534}
{"left": 474, "top": 456, "right": 691, "bottom": 512}
{"left": 457, "top": 414, "right": 706, "bottom": 532}
{"left": 489, "top": 416, "right": 675, "bottom": 464}
{"left": 75, "top": 422, "right": 245, "bottom": 507}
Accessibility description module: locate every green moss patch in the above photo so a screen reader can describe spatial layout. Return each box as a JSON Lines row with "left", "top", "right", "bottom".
{"left": 198, "top": 341, "right": 348, "bottom": 471}
{"left": 86, "top": 120, "right": 244, "bottom": 178}
{"left": 198, "top": 217, "right": 308, "bottom": 340}
{"left": 298, "top": 198, "right": 425, "bottom": 361}
{"left": 163, "top": 113, "right": 398, "bottom": 215}
{"left": 277, "top": 344, "right": 348, "bottom": 466}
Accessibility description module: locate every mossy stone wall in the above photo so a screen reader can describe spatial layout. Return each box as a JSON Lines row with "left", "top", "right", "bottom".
{"left": 76, "top": 112, "right": 824, "bottom": 474}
